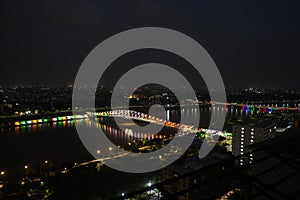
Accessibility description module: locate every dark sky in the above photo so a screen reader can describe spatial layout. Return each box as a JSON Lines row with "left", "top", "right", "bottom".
{"left": 0, "top": 0, "right": 299, "bottom": 88}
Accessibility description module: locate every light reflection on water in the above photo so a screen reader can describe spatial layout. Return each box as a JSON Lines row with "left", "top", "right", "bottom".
{"left": 0, "top": 106, "right": 256, "bottom": 175}
{"left": 9, "top": 106, "right": 253, "bottom": 144}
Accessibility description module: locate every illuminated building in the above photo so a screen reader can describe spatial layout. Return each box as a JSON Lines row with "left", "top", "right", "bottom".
{"left": 232, "top": 120, "right": 276, "bottom": 165}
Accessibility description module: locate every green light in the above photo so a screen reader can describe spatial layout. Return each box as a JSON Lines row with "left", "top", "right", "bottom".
{"left": 249, "top": 105, "right": 255, "bottom": 111}
{"left": 43, "top": 119, "right": 48, "bottom": 122}
{"left": 21, "top": 121, "right": 26, "bottom": 125}
{"left": 58, "top": 117, "right": 63, "bottom": 121}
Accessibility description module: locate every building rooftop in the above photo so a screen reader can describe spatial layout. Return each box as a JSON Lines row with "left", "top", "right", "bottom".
{"left": 233, "top": 119, "right": 274, "bottom": 128}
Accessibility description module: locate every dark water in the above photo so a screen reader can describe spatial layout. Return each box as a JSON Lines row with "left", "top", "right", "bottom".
{"left": 0, "top": 106, "right": 250, "bottom": 178}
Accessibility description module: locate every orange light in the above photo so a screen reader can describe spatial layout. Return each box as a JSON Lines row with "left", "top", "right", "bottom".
{"left": 15, "top": 122, "right": 20, "bottom": 126}
{"left": 32, "top": 120, "right": 38, "bottom": 124}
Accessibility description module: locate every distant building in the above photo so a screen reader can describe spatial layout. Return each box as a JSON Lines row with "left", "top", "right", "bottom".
{"left": 232, "top": 120, "right": 276, "bottom": 165}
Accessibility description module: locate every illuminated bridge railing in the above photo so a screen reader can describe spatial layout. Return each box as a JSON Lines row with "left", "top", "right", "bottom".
{"left": 94, "top": 110, "right": 230, "bottom": 139}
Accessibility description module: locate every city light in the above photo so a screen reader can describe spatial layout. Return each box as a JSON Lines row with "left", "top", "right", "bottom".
{"left": 0, "top": 7, "right": 299, "bottom": 197}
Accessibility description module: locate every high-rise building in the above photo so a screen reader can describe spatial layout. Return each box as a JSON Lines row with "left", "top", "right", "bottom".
{"left": 232, "top": 120, "right": 276, "bottom": 165}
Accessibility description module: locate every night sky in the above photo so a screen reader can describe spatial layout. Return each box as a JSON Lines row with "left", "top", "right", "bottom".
{"left": 0, "top": 0, "right": 299, "bottom": 88}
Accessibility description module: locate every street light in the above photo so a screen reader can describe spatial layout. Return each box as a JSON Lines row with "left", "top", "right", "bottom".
{"left": 0, "top": 171, "right": 5, "bottom": 176}
{"left": 24, "top": 165, "right": 28, "bottom": 169}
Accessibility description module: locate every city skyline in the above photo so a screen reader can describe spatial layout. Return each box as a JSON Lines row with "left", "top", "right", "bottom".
{"left": 1, "top": 1, "right": 300, "bottom": 199}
